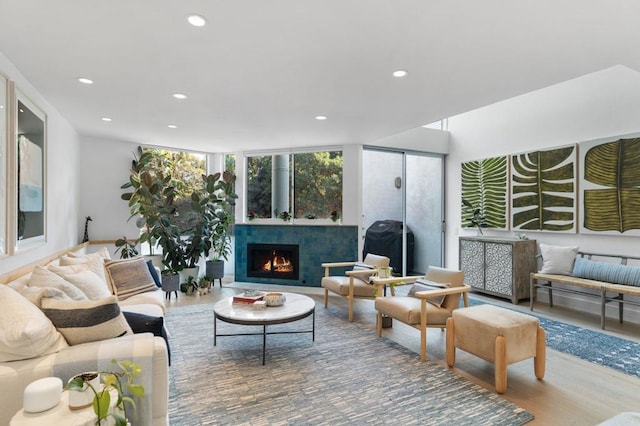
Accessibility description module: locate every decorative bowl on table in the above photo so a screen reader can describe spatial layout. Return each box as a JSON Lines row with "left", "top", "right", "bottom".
{"left": 264, "top": 292, "right": 286, "bottom": 307}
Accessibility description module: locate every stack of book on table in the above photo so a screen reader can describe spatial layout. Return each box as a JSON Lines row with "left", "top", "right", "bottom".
{"left": 233, "top": 291, "right": 266, "bottom": 308}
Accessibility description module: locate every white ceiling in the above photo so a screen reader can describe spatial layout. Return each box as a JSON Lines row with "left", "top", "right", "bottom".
{"left": 1, "top": 0, "right": 640, "bottom": 153}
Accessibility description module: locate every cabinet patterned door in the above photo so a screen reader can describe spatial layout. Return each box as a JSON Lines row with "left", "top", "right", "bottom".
{"left": 460, "top": 239, "right": 485, "bottom": 289}
{"left": 485, "top": 242, "right": 513, "bottom": 296}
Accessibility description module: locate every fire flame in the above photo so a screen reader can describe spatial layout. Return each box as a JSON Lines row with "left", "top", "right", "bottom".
{"left": 261, "top": 253, "right": 293, "bottom": 273}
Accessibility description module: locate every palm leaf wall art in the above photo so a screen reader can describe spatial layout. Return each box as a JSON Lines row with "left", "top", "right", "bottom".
{"left": 580, "top": 136, "right": 640, "bottom": 235}
{"left": 511, "top": 145, "right": 576, "bottom": 232}
{"left": 460, "top": 156, "right": 508, "bottom": 230}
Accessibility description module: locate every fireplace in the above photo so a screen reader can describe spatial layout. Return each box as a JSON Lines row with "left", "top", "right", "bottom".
{"left": 247, "top": 243, "right": 299, "bottom": 280}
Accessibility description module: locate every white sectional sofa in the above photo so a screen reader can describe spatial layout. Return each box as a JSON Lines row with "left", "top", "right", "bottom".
{"left": 0, "top": 244, "right": 169, "bottom": 426}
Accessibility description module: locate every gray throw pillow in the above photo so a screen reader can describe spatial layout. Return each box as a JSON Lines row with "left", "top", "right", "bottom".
{"left": 408, "top": 279, "right": 450, "bottom": 308}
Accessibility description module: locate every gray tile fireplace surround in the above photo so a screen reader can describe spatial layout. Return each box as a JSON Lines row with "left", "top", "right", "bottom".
{"left": 235, "top": 224, "right": 358, "bottom": 287}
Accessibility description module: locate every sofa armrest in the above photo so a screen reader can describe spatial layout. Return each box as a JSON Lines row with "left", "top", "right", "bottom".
{"left": 51, "top": 333, "right": 168, "bottom": 426}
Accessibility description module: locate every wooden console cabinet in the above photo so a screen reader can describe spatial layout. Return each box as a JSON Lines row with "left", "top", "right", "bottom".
{"left": 458, "top": 236, "right": 536, "bottom": 304}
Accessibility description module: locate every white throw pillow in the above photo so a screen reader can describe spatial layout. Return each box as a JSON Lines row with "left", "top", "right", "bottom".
{"left": 28, "top": 266, "right": 88, "bottom": 300}
{"left": 59, "top": 255, "right": 107, "bottom": 282}
{"left": 0, "top": 285, "right": 69, "bottom": 362}
{"left": 67, "top": 246, "right": 111, "bottom": 260}
{"left": 539, "top": 243, "right": 579, "bottom": 275}
{"left": 41, "top": 296, "right": 132, "bottom": 345}
{"left": 47, "top": 264, "right": 111, "bottom": 300}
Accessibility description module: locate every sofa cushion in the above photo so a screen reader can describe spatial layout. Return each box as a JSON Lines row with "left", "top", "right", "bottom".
{"left": 59, "top": 253, "right": 108, "bottom": 282}
{"left": 66, "top": 246, "right": 111, "bottom": 260}
{"left": 123, "top": 311, "right": 171, "bottom": 365}
{"left": 104, "top": 257, "right": 158, "bottom": 301}
{"left": 0, "top": 285, "right": 69, "bottom": 362}
{"left": 573, "top": 257, "right": 640, "bottom": 287}
{"left": 41, "top": 296, "right": 132, "bottom": 345}
{"left": 539, "top": 243, "right": 579, "bottom": 275}
{"left": 28, "top": 265, "right": 88, "bottom": 301}
{"left": 147, "top": 260, "right": 162, "bottom": 287}
{"left": 47, "top": 264, "right": 111, "bottom": 300}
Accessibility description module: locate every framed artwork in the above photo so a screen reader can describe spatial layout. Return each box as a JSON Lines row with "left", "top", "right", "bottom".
{"left": 0, "top": 73, "right": 6, "bottom": 255}
{"left": 511, "top": 144, "right": 577, "bottom": 233}
{"left": 579, "top": 134, "right": 640, "bottom": 236}
{"left": 461, "top": 156, "right": 509, "bottom": 230}
{"left": 14, "top": 89, "right": 46, "bottom": 249}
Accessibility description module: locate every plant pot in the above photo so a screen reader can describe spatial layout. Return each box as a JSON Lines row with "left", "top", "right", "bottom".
{"left": 180, "top": 266, "right": 199, "bottom": 283}
{"left": 67, "top": 372, "right": 100, "bottom": 410}
{"left": 161, "top": 272, "right": 180, "bottom": 295}
{"left": 198, "top": 287, "right": 208, "bottom": 296}
{"left": 206, "top": 260, "right": 224, "bottom": 279}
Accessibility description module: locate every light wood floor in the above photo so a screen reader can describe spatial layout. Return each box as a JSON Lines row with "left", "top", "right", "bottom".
{"left": 168, "top": 278, "right": 640, "bottom": 425}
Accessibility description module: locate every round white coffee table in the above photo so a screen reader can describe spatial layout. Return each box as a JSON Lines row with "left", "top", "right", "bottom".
{"left": 213, "top": 292, "right": 315, "bottom": 365}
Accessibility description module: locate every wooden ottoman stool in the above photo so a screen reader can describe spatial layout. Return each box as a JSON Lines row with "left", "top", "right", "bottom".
{"left": 445, "top": 304, "right": 546, "bottom": 393}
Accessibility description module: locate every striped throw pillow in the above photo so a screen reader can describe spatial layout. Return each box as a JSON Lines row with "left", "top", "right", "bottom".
{"left": 41, "top": 296, "right": 132, "bottom": 345}
{"left": 104, "top": 257, "right": 158, "bottom": 301}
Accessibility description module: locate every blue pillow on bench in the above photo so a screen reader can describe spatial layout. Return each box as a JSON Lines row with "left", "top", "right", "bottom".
{"left": 572, "top": 257, "right": 640, "bottom": 287}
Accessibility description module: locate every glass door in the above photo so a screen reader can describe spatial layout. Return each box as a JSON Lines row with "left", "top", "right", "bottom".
{"left": 363, "top": 148, "right": 444, "bottom": 275}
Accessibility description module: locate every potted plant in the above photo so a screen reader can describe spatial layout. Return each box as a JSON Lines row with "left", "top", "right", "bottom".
{"left": 180, "top": 275, "right": 197, "bottom": 295}
{"left": 203, "top": 172, "right": 237, "bottom": 284}
{"left": 120, "top": 147, "right": 172, "bottom": 268}
{"left": 64, "top": 359, "right": 144, "bottom": 426}
{"left": 197, "top": 276, "right": 211, "bottom": 295}
{"left": 114, "top": 236, "right": 139, "bottom": 259}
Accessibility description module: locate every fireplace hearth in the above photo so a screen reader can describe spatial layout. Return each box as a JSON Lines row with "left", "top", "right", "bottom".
{"left": 247, "top": 243, "right": 299, "bottom": 281}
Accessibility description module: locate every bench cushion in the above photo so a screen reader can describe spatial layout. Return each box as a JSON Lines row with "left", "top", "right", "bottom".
{"left": 573, "top": 257, "right": 640, "bottom": 287}
{"left": 539, "top": 243, "right": 579, "bottom": 275}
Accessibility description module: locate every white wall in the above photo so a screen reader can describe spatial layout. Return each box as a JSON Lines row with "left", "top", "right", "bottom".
{"left": 445, "top": 65, "right": 640, "bottom": 321}
{"left": 0, "top": 52, "right": 82, "bottom": 275}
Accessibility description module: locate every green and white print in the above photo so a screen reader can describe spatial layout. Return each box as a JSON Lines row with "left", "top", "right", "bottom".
{"left": 511, "top": 145, "right": 577, "bottom": 233}
{"left": 461, "top": 156, "right": 508, "bottom": 230}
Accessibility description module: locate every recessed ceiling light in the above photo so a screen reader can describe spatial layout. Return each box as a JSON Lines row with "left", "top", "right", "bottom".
{"left": 101, "top": 117, "right": 112, "bottom": 122}
{"left": 187, "top": 14, "right": 207, "bottom": 27}
{"left": 168, "top": 124, "right": 177, "bottom": 129}
{"left": 172, "top": 93, "right": 188, "bottom": 100}
{"left": 392, "top": 70, "right": 408, "bottom": 78}
{"left": 315, "top": 115, "right": 327, "bottom": 120}
{"left": 77, "top": 77, "right": 94, "bottom": 85}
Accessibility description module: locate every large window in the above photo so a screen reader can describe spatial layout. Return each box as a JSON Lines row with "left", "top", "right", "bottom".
{"left": 246, "top": 150, "right": 342, "bottom": 220}
{"left": 141, "top": 147, "right": 206, "bottom": 232}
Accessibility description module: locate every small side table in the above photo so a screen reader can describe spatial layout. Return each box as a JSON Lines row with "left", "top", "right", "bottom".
{"left": 10, "top": 388, "right": 118, "bottom": 426}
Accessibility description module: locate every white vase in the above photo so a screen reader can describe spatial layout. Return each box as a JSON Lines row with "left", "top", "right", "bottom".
{"left": 68, "top": 372, "right": 100, "bottom": 410}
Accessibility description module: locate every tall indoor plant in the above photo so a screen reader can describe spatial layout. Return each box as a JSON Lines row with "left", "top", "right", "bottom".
{"left": 203, "top": 171, "right": 237, "bottom": 283}
{"left": 120, "top": 147, "right": 172, "bottom": 267}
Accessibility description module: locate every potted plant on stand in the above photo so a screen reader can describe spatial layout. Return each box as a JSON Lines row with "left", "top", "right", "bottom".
{"left": 203, "top": 171, "right": 237, "bottom": 287}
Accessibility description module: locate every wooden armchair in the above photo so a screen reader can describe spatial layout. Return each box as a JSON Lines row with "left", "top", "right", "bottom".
{"left": 373, "top": 266, "right": 470, "bottom": 361}
{"left": 321, "top": 253, "right": 392, "bottom": 321}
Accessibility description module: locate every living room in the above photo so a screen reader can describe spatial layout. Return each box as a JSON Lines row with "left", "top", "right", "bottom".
{"left": 1, "top": 2, "right": 640, "bottom": 425}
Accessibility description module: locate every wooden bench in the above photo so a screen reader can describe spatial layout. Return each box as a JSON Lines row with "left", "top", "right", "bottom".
{"left": 530, "top": 252, "right": 640, "bottom": 329}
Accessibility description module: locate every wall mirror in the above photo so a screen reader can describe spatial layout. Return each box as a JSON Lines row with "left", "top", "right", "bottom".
{"left": 15, "top": 90, "right": 46, "bottom": 249}
{"left": 0, "top": 74, "right": 6, "bottom": 255}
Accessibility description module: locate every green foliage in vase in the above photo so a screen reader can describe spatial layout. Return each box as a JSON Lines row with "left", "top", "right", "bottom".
{"left": 65, "top": 359, "right": 144, "bottom": 426}
{"left": 511, "top": 146, "right": 575, "bottom": 231}
{"left": 461, "top": 156, "right": 507, "bottom": 229}
{"left": 583, "top": 138, "right": 640, "bottom": 232}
